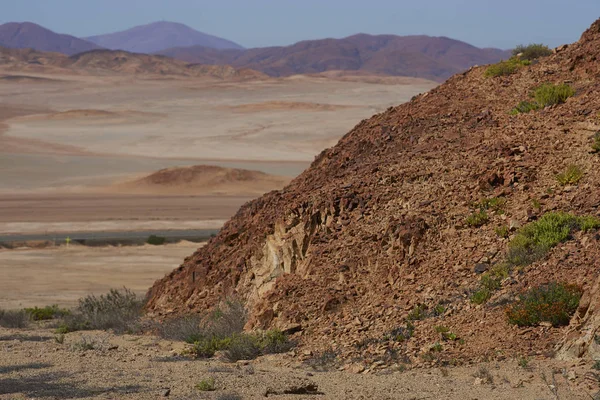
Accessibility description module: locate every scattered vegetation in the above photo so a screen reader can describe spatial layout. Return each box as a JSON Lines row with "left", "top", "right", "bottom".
{"left": 155, "top": 299, "right": 293, "bottom": 362}
{"left": 593, "top": 361, "right": 600, "bottom": 371}
{"left": 57, "top": 288, "right": 144, "bottom": 334}
{"left": 512, "top": 44, "right": 552, "bottom": 61}
{"left": 195, "top": 377, "right": 216, "bottom": 392}
{"left": 466, "top": 210, "right": 489, "bottom": 227}
{"left": 0, "top": 309, "right": 29, "bottom": 328}
{"left": 147, "top": 234, "right": 167, "bottom": 245}
{"left": 506, "top": 282, "right": 583, "bottom": 327}
{"left": 507, "top": 212, "right": 600, "bottom": 266}
{"left": 531, "top": 198, "right": 542, "bottom": 211}
{"left": 386, "top": 322, "right": 415, "bottom": 342}
{"left": 25, "top": 305, "right": 70, "bottom": 321}
{"left": 485, "top": 57, "right": 530, "bottom": 78}
{"left": 431, "top": 342, "right": 443, "bottom": 352}
{"left": 556, "top": 165, "right": 584, "bottom": 186}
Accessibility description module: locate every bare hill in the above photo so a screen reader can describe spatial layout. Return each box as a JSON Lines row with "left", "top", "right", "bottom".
{"left": 85, "top": 21, "right": 243, "bottom": 53}
{"left": 0, "top": 46, "right": 266, "bottom": 80}
{"left": 147, "top": 19, "right": 600, "bottom": 367}
{"left": 0, "top": 22, "right": 101, "bottom": 55}
{"left": 158, "top": 34, "right": 511, "bottom": 82}
{"left": 114, "top": 165, "right": 290, "bottom": 196}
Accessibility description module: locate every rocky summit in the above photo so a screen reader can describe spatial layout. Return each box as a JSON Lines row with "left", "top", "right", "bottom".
{"left": 147, "top": 20, "right": 600, "bottom": 367}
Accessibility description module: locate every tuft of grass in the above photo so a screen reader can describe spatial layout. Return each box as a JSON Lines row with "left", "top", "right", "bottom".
{"left": 593, "top": 361, "right": 600, "bottom": 371}
{"left": 431, "top": 342, "right": 443, "bottom": 352}
{"left": 507, "top": 212, "right": 600, "bottom": 266}
{"left": 485, "top": 57, "right": 530, "bottom": 78}
{"left": 495, "top": 225, "right": 510, "bottom": 238}
{"left": 435, "top": 326, "right": 458, "bottom": 341}
{"left": 534, "top": 83, "right": 575, "bottom": 107}
{"left": 592, "top": 132, "right": 600, "bottom": 153}
{"left": 70, "top": 336, "right": 100, "bottom": 351}
{"left": 506, "top": 282, "right": 582, "bottom": 327}
{"left": 466, "top": 210, "right": 489, "bottom": 227}
{"left": 477, "top": 197, "right": 506, "bottom": 213}
{"left": 474, "top": 366, "right": 494, "bottom": 384}
{"left": 510, "top": 100, "right": 540, "bottom": 115}
{"left": 471, "top": 264, "right": 509, "bottom": 304}
{"left": 25, "top": 305, "right": 70, "bottom": 321}
{"left": 512, "top": 44, "right": 552, "bottom": 61}
{"left": 518, "top": 356, "right": 530, "bottom": 369}
{"left": 0, "top": 309, "right": 29, "bottom": 328}
{"left": 407, "top": 305, "right": 427, "bottom": 321}
{"left": 196, "top": 377, "right": 216, "bottom": 392}
{"left": 54, "top": 334, "right": 65, "bottom": 344}
{"left": 556, "top": 165, "right": 584, "bottom": 186}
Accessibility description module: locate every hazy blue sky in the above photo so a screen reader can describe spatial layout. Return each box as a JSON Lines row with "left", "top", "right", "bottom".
{"left": 2, "top": 0, "right": 599, "bottom": 49}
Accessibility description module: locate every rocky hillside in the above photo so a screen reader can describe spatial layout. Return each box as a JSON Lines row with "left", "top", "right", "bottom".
{"left": 0, "top": 22, "right": 101, "bottom": 55}
{"left": 0, "top": 47, "right": 265, "bottom": 80}
{"left": 147, "top": 20, "right": 600, "bottom": 366}
{"left": 158, "top": 34, "right": 510, "bottom": 82}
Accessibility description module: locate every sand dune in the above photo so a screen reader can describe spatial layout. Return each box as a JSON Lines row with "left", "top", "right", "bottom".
{"left": 113, "top": 165, "right": 290, "bottom": 195}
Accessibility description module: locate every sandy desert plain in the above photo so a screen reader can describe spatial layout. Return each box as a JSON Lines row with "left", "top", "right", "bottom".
{"left": 0, "top": 69, "right": 435, "bottom": 308}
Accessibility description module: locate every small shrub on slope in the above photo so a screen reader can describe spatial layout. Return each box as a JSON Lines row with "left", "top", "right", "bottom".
{"left": 507, "top": 212, "right": 599, "bottom": 266}
{"left": 507, "top": 282, "right": 582, "bottom": 327}
{"left": 556, "top": 165, "right": 584, "bottom": 185}
{"left": 512, "top": 44, "right": 552, "bottom": 61}
{"left": 485, "top": 57, "right": 530, "bottom": 78}
{"left": 466, "top": 210, "right": 489, "bottom": 227}
{"left": 510, "top": 101, "right": 540, "bottom": 115}
{"left": 534, "top": 83, "right": 575, "bottom": 107}
{"left": 592, "top": 132, "right": 600, "bottom": 153}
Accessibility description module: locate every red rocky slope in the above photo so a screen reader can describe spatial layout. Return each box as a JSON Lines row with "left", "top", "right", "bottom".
{"left": 147, "top": 20, "right": 600, "bottom": 366}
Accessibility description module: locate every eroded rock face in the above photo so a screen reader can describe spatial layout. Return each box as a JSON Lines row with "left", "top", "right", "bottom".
{"left": 147, "top": 19, "right": 600, "bottom": 363}
{"left": 556, "top": 275, "right": 600, "bottom": 360}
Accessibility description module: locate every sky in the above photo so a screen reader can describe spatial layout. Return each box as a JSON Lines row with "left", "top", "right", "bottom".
{"left": 1, "top": 0, "right": 599, "bottom": 50}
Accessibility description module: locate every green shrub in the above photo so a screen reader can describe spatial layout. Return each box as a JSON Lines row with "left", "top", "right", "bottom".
{"left": 507, "top": 212, "right": 599, "bottom": 266}
{"left": 506, "top": 282, "right": 582, "bottom": 327}
{"left": 466, "top": 210, "right": 489, "bottom": 227}
{"left": 556, "top": 165, "right": 584, "bottom": 186}
{"left": 0, "top": 309, "right": 29, "bottom": 328}
{"left": 196, "top": 377, "right": 216, "bottom": 391}
{"left": 510, "top": 101, "right": 540, "bottom": 115}
{"left": 592, "top": 132, "right": 600, "bottom": 153}
{"left": 25, "top": 305, "right": 70, "bottom": 321}
{"left": 534, "top": 83, "right": 575, "bottom": 107}
{"left": 485, "top": 57, "right": 530, "bottom": 78}
{"left": 147, "top": 235, "right": 166, "bottom": 245}
{"left": 191, "top": 336, "right": 232, "bottom": 358}
{"left": 512, "top": 44, "right": 552, "bottom": 61}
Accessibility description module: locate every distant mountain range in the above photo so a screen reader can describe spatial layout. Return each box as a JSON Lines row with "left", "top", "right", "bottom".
{"left": 0, "top": 21, "right": 512, "bottom": 81}
{"left": 158, "top": 34, "right": 511, "bottom": 82}
{"left": 0, "top": 22, "right": 101, "bottom": 55}
{"left": 84, "top": 21, "right": 244, "bottom": 53}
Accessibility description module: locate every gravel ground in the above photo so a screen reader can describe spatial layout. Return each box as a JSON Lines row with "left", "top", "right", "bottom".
{"left": 0, "top": 325, "right": 597, "bottom": 399}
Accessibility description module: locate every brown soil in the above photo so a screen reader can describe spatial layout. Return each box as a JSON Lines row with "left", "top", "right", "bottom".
{"left": 147, "top": 20, "right": 600, "bottom": 369}
{"left": 0, "top": 324, "right": 596, "bottom": 399}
